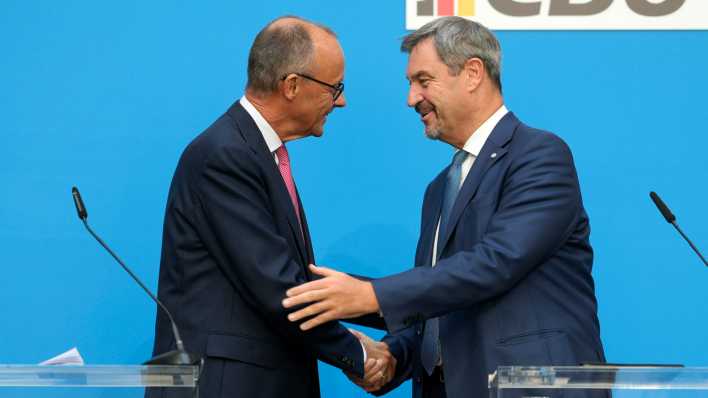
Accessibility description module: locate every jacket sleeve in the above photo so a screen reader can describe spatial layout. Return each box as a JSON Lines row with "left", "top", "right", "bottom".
{"left": 343, "top": 273, "right": 390, "bottom": 330}
{"left": 372, "top": 325, "right": 422, "bottom": 395}
{"left": 191, "top": 145, "right": 365, "bottom": 376}
{"left": 373, "top": 133, "right": 584, "bottom": 333}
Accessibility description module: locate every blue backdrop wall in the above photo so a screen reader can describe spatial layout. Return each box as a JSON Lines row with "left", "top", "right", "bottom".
{"left": 2, "top": 1, "right": 707, "bottom": 397}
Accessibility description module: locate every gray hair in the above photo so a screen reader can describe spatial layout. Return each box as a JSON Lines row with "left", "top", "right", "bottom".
{"left": 247, "top": 16, "right": 336, "bottom": 93}
{"left": 402, "top": 16, "right": 502, "bottom": 91}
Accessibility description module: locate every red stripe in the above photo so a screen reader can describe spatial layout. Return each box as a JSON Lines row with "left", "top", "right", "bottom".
{"left": 438, "top": 0, "right": 454, "bottom": 16}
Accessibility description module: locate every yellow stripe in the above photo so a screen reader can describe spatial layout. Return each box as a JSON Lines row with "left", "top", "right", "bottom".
{"left": 458, "top": 0, "right": 474, "bottom": 16}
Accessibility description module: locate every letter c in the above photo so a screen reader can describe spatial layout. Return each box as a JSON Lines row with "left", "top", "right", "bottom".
{"left": 550, "top": 0, "right": 612, "bottom": 16}
{"left": 489, "top": 0, "right": 541, "bottom": 17}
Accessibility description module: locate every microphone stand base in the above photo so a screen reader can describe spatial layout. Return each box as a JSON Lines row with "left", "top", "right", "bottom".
{"left": 144, "top": 350, "right": 201, "bottom": 365}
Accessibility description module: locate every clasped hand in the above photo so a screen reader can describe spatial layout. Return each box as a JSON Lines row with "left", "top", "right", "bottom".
{"left": 282, "top": 265, "right": 394, "bottom": 391}
{"left": 347, "top": 329, "right": 396, "bottom": 392}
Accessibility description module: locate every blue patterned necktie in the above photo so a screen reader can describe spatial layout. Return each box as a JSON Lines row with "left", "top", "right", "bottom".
{"left": 420, "top": 149, "right": 468, "bottom": 375}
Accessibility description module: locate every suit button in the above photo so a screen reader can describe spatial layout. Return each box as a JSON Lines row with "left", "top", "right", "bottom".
{"left": 416, "top": 328, "right": 421, "bottom": 336}
{"left": 415, "top": 377, "right": 422, "bottom": 383}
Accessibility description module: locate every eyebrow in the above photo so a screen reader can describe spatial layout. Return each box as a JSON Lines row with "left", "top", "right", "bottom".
{"left": 408, "top": 71, "right": 434, "bottom": 82}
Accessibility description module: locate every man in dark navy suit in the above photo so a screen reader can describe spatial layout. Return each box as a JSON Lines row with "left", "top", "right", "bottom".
{"left": 148, "top": 16, "right": 391, "bottom": 398}
{"left": 283, "top": 17, "right": 605, "bottom": 398}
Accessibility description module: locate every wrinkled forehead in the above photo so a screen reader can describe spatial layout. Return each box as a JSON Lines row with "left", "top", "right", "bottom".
{"left": 406, "top": 38, "right": 444, "bottom": 80}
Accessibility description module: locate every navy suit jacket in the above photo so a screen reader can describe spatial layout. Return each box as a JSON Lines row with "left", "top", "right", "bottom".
{"left": 372, "top": 113, "right": 605, "bottom": 398}
{"left": 147, "top": 101, "right": 369, "bottom": 398}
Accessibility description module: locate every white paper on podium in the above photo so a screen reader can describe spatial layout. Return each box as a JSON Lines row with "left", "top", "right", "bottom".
{"left": 39, "top": 347, "right": 85, "bottom": 366}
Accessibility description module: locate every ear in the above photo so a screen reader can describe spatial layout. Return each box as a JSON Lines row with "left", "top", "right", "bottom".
{"left": 281, "top": 74, "right": 300, "bottom": 101}
{"left": 462, "top": 58, "right": 484, "bottom": 92}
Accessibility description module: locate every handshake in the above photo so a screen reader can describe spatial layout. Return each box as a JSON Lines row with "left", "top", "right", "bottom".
{"left": 348, "top": 329, "right": 396, "bottom": 393}
{"left": 281, "top": 265, "right": 397, "bottom": 391}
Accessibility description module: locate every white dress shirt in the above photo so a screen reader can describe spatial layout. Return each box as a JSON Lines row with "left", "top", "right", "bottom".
{"left": 240, "top": 95, "right": 282, "bottom": 164}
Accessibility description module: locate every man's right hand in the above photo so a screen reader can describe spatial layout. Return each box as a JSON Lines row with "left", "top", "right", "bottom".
{"left": 347, "top": 329, "right": 396, "bottom": 392}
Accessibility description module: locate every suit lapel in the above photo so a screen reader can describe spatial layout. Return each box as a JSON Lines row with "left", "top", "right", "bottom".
{"left": 437, "top": 112, "right": 519, "bottom": 254}
{"left": 227, "top": 101, "right": 309, "bottom": 266}
{"left": 418, "top": 175, "right": 446, "bottom": 267}
{"left": 296, "top": 188, "right": 315, "bottom": 269}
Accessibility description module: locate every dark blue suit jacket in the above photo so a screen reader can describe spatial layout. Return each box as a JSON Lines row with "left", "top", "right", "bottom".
{"left": 372, "top": 113, "right": 605, "bottom": 398}
{"left": 147, "top": 101, "right": 368, "bottom": 398}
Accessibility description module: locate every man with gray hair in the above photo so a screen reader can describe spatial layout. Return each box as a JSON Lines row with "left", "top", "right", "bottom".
{"left": 148, "top": 16, "right": 392, "bottom": 398}
{"left": 283, "top": 16, "right": 605, "bottom": 398}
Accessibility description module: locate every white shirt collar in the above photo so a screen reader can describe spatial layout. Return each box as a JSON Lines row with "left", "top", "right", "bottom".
{"left": 240, "top": 95, "right": 283, "bottom": 153}
{"left": 461, "top": 104, "right": 508, "bottom": 157}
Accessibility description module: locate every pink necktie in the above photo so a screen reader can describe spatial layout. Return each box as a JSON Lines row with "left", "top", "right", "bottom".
{"left": 275, "top": 145, "right": 302, "bottom": 225}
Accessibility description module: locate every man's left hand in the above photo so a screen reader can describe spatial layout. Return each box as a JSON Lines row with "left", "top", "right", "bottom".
{"left": 282, "top": 264, "right": 380, "bottom": 330}
{"left": 346, "top": 329, "right": 396, "bottom": 392}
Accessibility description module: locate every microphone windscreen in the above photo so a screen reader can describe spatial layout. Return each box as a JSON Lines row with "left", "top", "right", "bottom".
{"left": 72, "top": 186, "right": 88, "bottom": 220}
{"left": 650, "top": 191, "right": 675, "bottom": 223}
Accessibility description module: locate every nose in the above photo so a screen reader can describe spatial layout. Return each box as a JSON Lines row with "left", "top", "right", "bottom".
{"left": 407, "top": 85, "right": 422, "bottom": 108}
{"left": 334, "top": 92, "right": 346, "bottom": 108}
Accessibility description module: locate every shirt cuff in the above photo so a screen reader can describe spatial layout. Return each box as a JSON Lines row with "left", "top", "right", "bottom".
{"left": 360, "top": 340, "right": 367, "bottom": 362}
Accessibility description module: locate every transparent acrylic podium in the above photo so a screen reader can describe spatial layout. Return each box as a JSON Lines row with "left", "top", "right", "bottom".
{"left": 489, "top": 366, "right": 708, "bottom": 398}
{"left": 0, "top": 365, "right": 199, "bottom": 397}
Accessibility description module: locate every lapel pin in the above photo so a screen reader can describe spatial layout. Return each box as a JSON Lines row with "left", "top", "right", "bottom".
{"left": 491, "top": 152, "right": 497, "bottom": 158}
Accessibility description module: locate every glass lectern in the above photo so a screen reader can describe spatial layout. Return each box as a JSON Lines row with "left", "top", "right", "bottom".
{"left": 489, "top": 366, "right": 708, "bottom": 398}
{"left": 0, "top": 365, "right": 199, "bottom": 398}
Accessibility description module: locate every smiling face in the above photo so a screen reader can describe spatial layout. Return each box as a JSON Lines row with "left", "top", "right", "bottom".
{"left": 305, "top": 37, "right": 346, "bottom": 137}
{"left": 289, "top": 32, "right": 346, "bottom": 139}
{"left": 406, "top": 38, "right": 471, "bottom": 142}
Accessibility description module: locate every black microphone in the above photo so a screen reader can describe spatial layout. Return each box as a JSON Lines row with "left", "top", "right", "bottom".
{"left": 71, "top": 187, "right": 88, "bottom": 220}
{"left": 649, "top": 191, "right": 707, "bottom": 267}
{"left": 71, "top": 186, "right": 201, "bottom": 365}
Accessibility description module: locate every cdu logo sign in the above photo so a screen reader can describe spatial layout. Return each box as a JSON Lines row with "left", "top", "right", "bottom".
{"left": 406, "top": 0, "right": 708, "bottom": 30}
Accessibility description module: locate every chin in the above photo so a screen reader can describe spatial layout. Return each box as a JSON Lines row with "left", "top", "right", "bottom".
{"left": 424, "top": 127, "right": 442, "bottom": 140}
{"left": 311, "top": 121, "right": 326, "bottom": 137}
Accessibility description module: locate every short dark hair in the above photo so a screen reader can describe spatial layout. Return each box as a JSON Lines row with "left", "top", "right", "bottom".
{"left": 247, "top": 16, "right": 336, "bottom": 93}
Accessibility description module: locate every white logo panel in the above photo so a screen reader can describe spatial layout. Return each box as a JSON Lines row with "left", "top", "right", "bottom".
{"left": 406, "top": 0, "right": 708, "bottom": 30}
